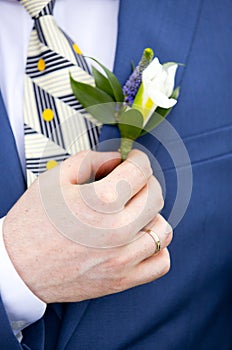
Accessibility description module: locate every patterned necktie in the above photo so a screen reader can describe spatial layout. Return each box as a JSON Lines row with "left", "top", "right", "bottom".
{"left": 21, "top": 0, "right": 100, "bottom": 185}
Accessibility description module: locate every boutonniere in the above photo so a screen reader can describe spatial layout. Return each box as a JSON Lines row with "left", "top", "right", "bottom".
{"left": 70, "top": 48, "right": 180, "bottom": 160}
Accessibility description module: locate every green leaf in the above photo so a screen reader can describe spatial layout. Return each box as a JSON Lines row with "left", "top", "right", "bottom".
{"left": 70, "top": 75, "right": 114, "bottom": 107}
{"left": 86, "top": 103, "right": 119, "bottom": 124}
{"left": 92, "top": 66, "right": 115, "bottom": 100}
{"left": 70, "top": 75, "right": 117, "bottom": 124}
{"left": 140, "top": 111, "right": 165, "bottom": 136}
{"left": 88, "top": 58, "right": 124, "bottom": 102}
{"left": 119, "top": 109, "right": 144, "bottom": 140}
{"left": 140, "top": 87, "right": 180, "bottom": 136}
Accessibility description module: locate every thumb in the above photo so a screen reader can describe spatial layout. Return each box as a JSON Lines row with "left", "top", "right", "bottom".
{"left": 61, "top": 150, "right": 121, "bottom": 185}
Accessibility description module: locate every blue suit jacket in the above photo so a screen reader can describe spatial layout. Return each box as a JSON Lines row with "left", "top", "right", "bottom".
{"left": 1, "top": 1, "right": 232, "bottom": 349}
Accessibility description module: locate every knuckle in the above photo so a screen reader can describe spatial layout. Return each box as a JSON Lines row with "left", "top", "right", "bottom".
{"left": 155, "top": 215, "right": 173, "bottom": 247}
{"left": 104, "top": 255, "right": 125, "bottom": 274}
{"left": 73, "top": 150, "right": 90, "bottom": 161}
{"left": 157, "top": 195, "right": 164, "bottom": 211}
{"left": 165, "top": 229, "right": 173, "bottom": 246}
{"left": 97, "top": 187, "right": 117, "bottom": 205}
{"left": 77, "top": 150, "right": 90, "bottom": 157}
{"left": 142, "top": 249, "right": 171, "bottom": 283}
{"left": 156, "top": 187, "right": 164, "bottom": 211}
{"left": 160, "top": 218, "right": 173, "bottom": 246}
{"left": 103, "top": 255, "right": 130, "bottom": 293}
{"left": 141, "top": 154, "right": 153, "bottom": 178}
{"left": 160, "top": 249, "right": 171, "bottom": 275}
{"left": 130, "top": 150, "right": 152, "bottom": 178}
{"left": 62, "top": 151, "right": 90, "bottom": 171}
{"left": 150, "top": 177, "right": 164, "bottom": 211}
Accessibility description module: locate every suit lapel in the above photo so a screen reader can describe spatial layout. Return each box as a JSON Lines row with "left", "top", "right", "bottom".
{"left": 101, "top": 0, "right": 203, "bottom": 148}
{"left": 113, "top": 0, "right": 203, "bottom": 85}
{"left": 0, "top": 90, "right": 26, "bottom": 217}
{"left": 50, "top": 303, "right": 64, "bottom": 320}
{"left": 56, "top": 301, "right": 90, "bottom": 350}
{"left": 55, "top": 1, "right": 203, "bottom": 348}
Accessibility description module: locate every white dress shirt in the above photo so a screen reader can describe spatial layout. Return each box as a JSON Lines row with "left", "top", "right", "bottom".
{"left": 0, "top": 0, "right": 119, "bottom": 338}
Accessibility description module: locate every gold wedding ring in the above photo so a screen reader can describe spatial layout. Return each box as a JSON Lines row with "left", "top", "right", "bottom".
{"left": 145, "top": 229, "right": 161, "bottom": 254}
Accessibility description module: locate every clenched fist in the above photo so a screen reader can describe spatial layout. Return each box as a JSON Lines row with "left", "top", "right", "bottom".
{"left": 3, "top": 150, "right": 172, "bottom": 303}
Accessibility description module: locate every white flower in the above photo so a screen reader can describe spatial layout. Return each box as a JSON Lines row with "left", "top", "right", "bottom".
{"left": 133, "top": 57, "right": 178, "bottom": 123}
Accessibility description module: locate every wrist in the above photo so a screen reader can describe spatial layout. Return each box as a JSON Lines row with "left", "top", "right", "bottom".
{"left": 0, "top": 216, "right": 46, "bottom": 334}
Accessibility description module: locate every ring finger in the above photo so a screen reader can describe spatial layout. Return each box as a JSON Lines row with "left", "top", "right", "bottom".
{"left": 116, "top": 214, "right": 173, "bottom": 266}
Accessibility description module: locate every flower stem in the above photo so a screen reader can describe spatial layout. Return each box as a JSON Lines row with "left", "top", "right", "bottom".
{"left": 119, "top": 138, "right": 134, "bottom": 161}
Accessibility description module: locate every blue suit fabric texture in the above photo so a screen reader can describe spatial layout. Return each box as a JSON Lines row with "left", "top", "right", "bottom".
{"left": 0, "top": 1, "right": 232, "bottom": 349}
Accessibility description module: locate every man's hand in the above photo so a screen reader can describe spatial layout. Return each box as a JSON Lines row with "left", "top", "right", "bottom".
{"left": 3, "top": 150, "right": 172, "bottom": 303}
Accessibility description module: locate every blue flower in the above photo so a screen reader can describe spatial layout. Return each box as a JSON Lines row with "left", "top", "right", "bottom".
{"left": 123, "top": 48, "right": 154, "bottom": 106}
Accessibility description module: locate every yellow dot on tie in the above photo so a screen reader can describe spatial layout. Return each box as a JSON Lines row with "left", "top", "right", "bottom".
{"left": 73, "top": 43, "right": 82, "bottom": 55}
{"left": 37, "top": 58, "right": 46, "bottom": 71}
{"left": 42, "top": 109, "right": 54, "bottom": 122}
{"left": 46, "top": 160, "right": 58, "bottom": 170}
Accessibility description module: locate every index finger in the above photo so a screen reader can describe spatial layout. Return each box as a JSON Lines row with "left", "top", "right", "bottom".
{"left": 98, "top": 149, "right": 153, "bottom": 203}
{"left": 60, "top": 150, "right": 121, "bottom": 185}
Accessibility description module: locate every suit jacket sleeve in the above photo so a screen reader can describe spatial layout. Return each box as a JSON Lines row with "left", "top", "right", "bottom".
{"left": 0, "top": 296, "right": 23, "bottom": 350}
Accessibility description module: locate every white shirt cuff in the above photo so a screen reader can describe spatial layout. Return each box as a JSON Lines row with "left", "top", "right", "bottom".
{"left": 0, "top": 216, "right": 46, "bottom": 337}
